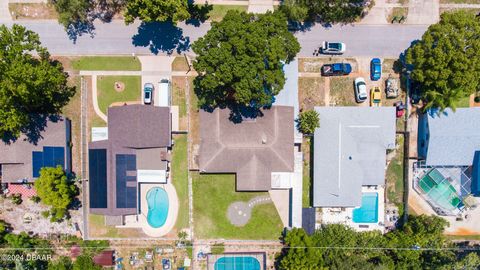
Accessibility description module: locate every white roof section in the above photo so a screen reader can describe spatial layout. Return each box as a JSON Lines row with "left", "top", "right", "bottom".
{"left": 271, "top": 172, "right": 294, "bottom": 189}
{"left": 425, "top": 108, "right": 480, "bottom": 166}
{"left": 157, "top": 81, "right": 171, "bottom": 107}
{"left": 137, "top": 170, "right": 167, "bottom": 183}
{"left": 91, "top": 127, "right": 108, "bottom": 142}
{"left": 313, "top": 107, "right": 396, "bottom": 208}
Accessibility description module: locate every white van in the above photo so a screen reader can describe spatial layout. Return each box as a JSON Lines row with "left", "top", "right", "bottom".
{"left": 158, "top": 79, "right": 171, "bottom": 107}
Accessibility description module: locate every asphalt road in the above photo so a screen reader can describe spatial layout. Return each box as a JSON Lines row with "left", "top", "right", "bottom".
{"left": 1, "top": 20, "right": 428, "bottom": 57}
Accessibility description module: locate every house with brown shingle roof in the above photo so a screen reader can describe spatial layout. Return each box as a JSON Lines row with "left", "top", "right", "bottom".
{"left": 199, "top": 106, "right": 294, "bottom": 191}
{"left": 88, "top": 105, "right": 172, "bottom": 218}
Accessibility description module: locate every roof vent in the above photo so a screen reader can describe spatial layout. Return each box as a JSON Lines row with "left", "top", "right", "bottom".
{"left": 348, "top": 156, "right": 353, "bottom": 160}
{"left": 262, "top": 134, "right": 267, "bottom": 144}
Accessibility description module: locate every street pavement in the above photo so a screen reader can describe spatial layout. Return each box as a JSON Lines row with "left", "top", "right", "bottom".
{"left": 0, "top": 19, "right": 428, "bottom": 58}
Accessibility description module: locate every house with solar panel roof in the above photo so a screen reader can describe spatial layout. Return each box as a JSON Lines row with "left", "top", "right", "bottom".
{"left": 88, "top": 104, "right": 178, "bottom": 237}
{"left": 0, "top": 117, "right": 71, "bottom": 194}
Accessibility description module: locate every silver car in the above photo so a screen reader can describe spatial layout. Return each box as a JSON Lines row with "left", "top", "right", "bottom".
{"left": 143, "top": 83, "right": 154, "bottom": 105}
{"left": 354, "top": 77, "right": 368, "bottom": 103}
{"left": 320, "top": 41, "right": 346, "bottom": 55}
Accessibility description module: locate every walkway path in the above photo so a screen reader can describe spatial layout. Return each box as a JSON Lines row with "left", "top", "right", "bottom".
{"left": 227, "top": 196, "right": 271, "bottom": 227}
{"left": 0, "top": 0, "right": 11, "bottom": 21}
{"left": 247, "top": 0, "right": 273, "bottom": 14}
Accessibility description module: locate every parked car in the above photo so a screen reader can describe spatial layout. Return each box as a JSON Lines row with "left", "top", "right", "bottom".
{"left": 370, "top": 58, "right": 382, "bottom": 81}
{"left": 143, "top": 83, "right": 154, "bottom": 105}
{"left": 320, "top": 41, "right": 346, "bottom": 55}
{"left": 370, "top": 87, "right": 382, "bottom": 107}
{"left": 354, "top": 77, "right": 368, "bottom": 103}
{"left": 321, "top": 63, "right": 352, "bottom": 76}
{"left": 394, "top": 101, "right": 405, "bottom": 118}
{"left": 385, "top": 74, "right": 399, "bottom": 98}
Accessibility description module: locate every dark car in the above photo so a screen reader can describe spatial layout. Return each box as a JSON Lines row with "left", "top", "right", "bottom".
{"left": 321, "top": 63, "right": 352, "bottom": 76}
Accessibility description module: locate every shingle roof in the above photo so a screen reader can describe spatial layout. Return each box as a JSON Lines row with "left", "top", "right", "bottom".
{"left": 89, "top": 105, "right": 171, "bottom": 216}
{"left": 313, "top": 107, "right": 396, "bottom": 207}
{"left": 0, "top": 118, "right": 70, "bottom": 183}
{"left": 199, "top": 106, "right": 294, "bottom": 191}
{"left": 425, "top": 108, "right": 480, "bottom": 166}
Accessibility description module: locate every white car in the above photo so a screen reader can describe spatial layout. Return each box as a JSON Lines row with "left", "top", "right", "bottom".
{"left": 320, "top": 41, "right": 346, "bottom": 55}
{"left": 354, "top": 77, "right": 368, "bottom": 103}
{"left": 143, "top": 83, "right": 154, "bottom": 105}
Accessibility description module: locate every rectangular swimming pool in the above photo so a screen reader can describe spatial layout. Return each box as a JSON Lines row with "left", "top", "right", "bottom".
{"left": 352, "top": 193, "right": 379, "bottom": 223}
{"left": 214, "top": 256, "right": 260, "bottom": 270}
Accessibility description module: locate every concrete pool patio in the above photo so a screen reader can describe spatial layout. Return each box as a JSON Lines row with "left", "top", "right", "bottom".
{"left": 121, "top": 183, "right": 179, "bottom": 237}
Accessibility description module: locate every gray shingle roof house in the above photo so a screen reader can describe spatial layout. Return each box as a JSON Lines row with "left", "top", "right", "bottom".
{"left": 199, "top": 106, "right": 294, "bottom": 191}
{"left": 89, "top": 105, "right": 171, "bottom": 216}
{"left": 313, "top": 107, "right": 396, "bottom": 208}
{"left": 0, "top": 118, "right": 71, "bottom": 183}
{"left": 418, "top": 108, "right": 480, "bottom": 166}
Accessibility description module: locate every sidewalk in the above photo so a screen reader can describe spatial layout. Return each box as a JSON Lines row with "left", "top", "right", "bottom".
{"left": 0, "top": 0, "right": 11, "bottom": 21}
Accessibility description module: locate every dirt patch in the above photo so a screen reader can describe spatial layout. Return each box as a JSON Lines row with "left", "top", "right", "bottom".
{"left": 172, "top": 77, "right": 189, "bottom": 131}
{"left": 9, "top": 3, "right": 58, "bottom": 20}
{"left": 329, "top": 77, "right": 357, "bottom": 106}
{"left": 299, "top": 77, "right": 325, "bottom": 110}
{"left": 114, "top": 81, "right": 125, "bottom": 92}
{"left": 299, "top": 57, "right": 359, "bottom": 73}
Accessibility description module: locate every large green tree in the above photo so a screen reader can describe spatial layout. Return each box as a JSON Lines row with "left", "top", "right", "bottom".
{"left": 124, "top": 0, "right": 190, "bottom": 24}
{"left": 192, "top": 11, "right": 300, "bottom": 111}
{"left": 34, "top": 166, "right": 78, "bottom": 222}
{"left": 406, "top": 10, "right": 480, "bottom": 111}
{"left": 50, "top": 0, "right": 91, "bottom": 31}
{"left": 279, "top": 215, "right": 480, "bottom": 270}
{"left": 280, "top": 0, "right": 367, "bottom": 23}
{"left": 0, "top": 24, "right": 75, "bottom": 140}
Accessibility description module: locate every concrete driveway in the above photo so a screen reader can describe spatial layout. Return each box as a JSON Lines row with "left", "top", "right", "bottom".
{"left": 138, "top": 56, "right": 174, "bottom": 106}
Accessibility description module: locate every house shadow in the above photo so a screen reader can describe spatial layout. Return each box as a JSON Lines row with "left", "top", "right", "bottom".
{"left": 132, "top": 21, "right": 191, "bottom": 55}
{"left": 1, "top": 114, "right": 62, "bottom": 145}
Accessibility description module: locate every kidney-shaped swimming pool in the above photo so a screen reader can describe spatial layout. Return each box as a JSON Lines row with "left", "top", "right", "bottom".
{"left": 146, "top": 187, "right": 169, "bottom": 228}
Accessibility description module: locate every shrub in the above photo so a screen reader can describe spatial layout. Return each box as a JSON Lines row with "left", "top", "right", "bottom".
{"left": 11, "top": 194, "right": 22, "bottom": 205}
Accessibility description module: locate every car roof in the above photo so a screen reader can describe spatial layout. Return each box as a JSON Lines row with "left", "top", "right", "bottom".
{"left": 371, "top": 58, "right": 381, "bottom": 63}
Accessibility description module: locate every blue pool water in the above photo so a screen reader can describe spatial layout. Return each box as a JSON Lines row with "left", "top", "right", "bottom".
{"left": 146, "top": 187, "right": 169, "bottom": 228}
{"left": 352, "top": 193, "right": 379, "bottom": 223}
{"left": 214, "top": 256, "right": 260, "bottom": 270}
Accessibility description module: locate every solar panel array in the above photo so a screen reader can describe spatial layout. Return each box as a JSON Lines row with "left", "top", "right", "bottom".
{"left": 32, "top": 146, "right": 65, "bottom": 177}
{"left": 116, "top": 154, "right": 137, "bottom": 209}
{"left": 89, "top": 149, "right": 108, "bottom": 208}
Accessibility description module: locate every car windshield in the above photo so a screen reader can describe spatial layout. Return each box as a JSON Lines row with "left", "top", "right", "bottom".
{"left": 145, "top": 92, "right": 150, "bottom": 98}
{"left": 330, "top": 43, "right": 342, "bottom": 50}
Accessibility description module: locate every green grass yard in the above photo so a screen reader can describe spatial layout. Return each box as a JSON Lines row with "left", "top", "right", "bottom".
{"left": 208, "top": 5, "right": 248, "bottom": 21}
{"left": 172, "top": 135, "right": 189, "bottom": 231}
{"left": 193, "top": 173, "right": 283, "bottom": 239}
{"left": 97, "top": 75, "right": 141, "bottom": 114}
{"left": 72, "top": 56, "right": 141, "bottom": 71}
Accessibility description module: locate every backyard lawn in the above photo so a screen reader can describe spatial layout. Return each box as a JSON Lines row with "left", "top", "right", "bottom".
{"left": 97, "top": 75, "right": 141, "bottom": 114}
{"left": 193, "top": 173, "right": 283, "bottom": 239}
{"left": 386, "top": 135, "right": 405, "bottom": 214}
{"left": 172, "top": 135, "right": 189, "bottom": 231}
{"left": 72, "top": 56, "right": 141, "bottom": 71}
{"left": 89, "top": 214, "right": 145, "bottom": 238}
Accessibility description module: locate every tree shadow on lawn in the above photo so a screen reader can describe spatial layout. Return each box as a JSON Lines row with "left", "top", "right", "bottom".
{"left": 132, "top": 21, "right": 191, "bottom": 55}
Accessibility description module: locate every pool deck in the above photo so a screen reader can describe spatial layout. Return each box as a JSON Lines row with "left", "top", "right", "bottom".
{"left": 120, "top": 183, "right": 179, "bottom": 237}
{"left": 319, "top": 186, "right": 385, "bottom": 233}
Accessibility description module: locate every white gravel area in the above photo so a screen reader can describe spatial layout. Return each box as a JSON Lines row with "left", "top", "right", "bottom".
{"left": 0, "top": 196, "right": 82, "bottom": 236}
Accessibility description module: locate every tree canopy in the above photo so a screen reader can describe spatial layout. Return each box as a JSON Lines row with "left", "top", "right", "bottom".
{"left": 124, "top": 0, "right": 190, "bottom": 24}
{"left": 51, "top": 0, "right": 91, "bottom": 33}
{"left": 406, "top": 10, "right": 480, "bottom": 112}
{"left": 280, "top": 0, "right": 367, "bottom": 23}
{"left": 297, "top": 110, "right": 320, "bottom": 134}
{"left": 34, "top": 166, "right": 78, "bottom": 222}
{"left": 278, "top": 215, "right": 480, "bottom": 270}
{"left": 192, "top": 11, "right": 300, "bottom": 115}
{"left": 0, "top": 24, "right": 75, "bottom": 141}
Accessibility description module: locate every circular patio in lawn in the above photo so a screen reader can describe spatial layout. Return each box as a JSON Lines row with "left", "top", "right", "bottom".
{"left": 227, "top": 201, "right": 251, "bottom": 227}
